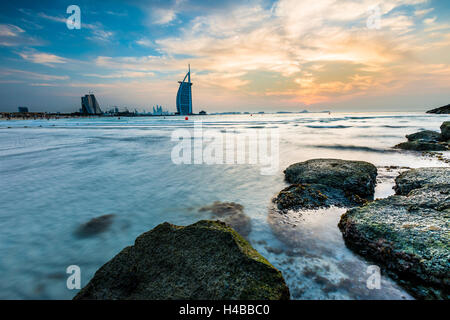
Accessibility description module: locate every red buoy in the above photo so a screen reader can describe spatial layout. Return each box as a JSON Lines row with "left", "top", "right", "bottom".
{"left": 185, "top": 116, "right": 189, "bottom": 120}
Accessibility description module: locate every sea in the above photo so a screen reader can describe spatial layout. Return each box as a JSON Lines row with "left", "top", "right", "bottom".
{"left": 0, "top": 112, "right": 449, "bottom": 299}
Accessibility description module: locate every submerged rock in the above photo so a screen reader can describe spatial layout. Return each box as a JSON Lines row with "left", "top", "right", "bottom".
{"left": 284, "top": 159, "right": 377, "bottom": 200}
{"left": 441, "top": 121, "right": 450, "bottom": 141}
{"left": 74, "top": 220, "right": 289, "bottom": 300}
{"left": 75, "top": 214, "right": 115, "bottom": 238}
{"left": 199, "top": 201, "right": 251, "bottom": 237}
{"left": 426, "top": 103, "right": 450, "bottom": 114}
{"left": 338, "top": 168, "right": 450, "bottom": 299}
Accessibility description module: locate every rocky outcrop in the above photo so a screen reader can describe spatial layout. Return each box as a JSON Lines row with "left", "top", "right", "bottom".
{"left": 394, "top": 123, "right": 449, "bottom": 151}
{"left": 395, "top": 141, "right": 447, "bottom": 151}
{"left": 74, "top": 214, "right": 115, "bottom": 238}
{"left": 406, "top": 130, "right": 441, "bottom": 142}
{"left": 283, "top": 159, "right": 377, "bottom": 200}
{"left": 74, "top": 220, "right": 289, "bottom": 300}
{"left": 426, "top": 104, "right": 450, "bottom": 114}
{"left": 272, "top": 183, "right": 367, "bottom": 213}
{"left": 338, "top": 167, "right": 450, "bottom": 299}
{"left": 268, "top": 159, "right": 377, "bottom": 249}
{"left": 199, "top": 201, "right": 251, "bottom": 237}
{"left": 441, "top": 121, "right": 450, "bottom": 141}
{"left": 394, "top": 167, "right": 449, "bottom": 195}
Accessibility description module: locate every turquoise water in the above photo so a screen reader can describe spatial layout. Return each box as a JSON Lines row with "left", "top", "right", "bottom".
{"left": 0, "top": 112, "right": 448, "bottom": 299}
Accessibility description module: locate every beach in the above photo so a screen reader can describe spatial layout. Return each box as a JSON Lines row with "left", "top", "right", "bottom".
{"left": 0, "top": 112, "right": 449, "bottom": 299}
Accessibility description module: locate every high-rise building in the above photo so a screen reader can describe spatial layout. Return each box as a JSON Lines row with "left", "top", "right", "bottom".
{"left": 176, "top": 65, "right": 193, "bottom": 115}
{"left": 81, "top": 93, "right": 102, "bottom": 114}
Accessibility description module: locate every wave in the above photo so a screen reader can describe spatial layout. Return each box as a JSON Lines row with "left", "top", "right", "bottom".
{"left": 311, "top": 144, "right": 396, "bottom": 153}
{"left": 306, "top": 125, "right": 352, "bottom": 129}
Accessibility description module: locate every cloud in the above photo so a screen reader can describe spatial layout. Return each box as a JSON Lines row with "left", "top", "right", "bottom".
{"left": 6, "top": 0, "right": 448, "bottom": 111}
{"left": 18, "top": 51, "right": 68, "bottom": 66}
{"left": 0, "top": 68, "right": 69, "bottom": 81}
{"left": 83, "top": 71, "right": 155, "bottom": 79}
{"left": 136, "top": 38, "right": 155, "bottom": 47}
{"left": 0, "top": 23, "right": 43, "bottom": 47}
{"left": 0, "top": 24, "right": 25, "bottom": 37}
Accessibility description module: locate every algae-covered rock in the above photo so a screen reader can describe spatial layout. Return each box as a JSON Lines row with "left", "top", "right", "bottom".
{"left": 338, "top": 168, "right": 450, "bottom": 299}
{"left": 74, "top": 220, "right": 289, "bottom": 300}
{"left": 284, "top": 159, "right": 377, "bottom": 199}
{"left": 441, "top": 121, "right": 450, "bottom": 141}
{"left": 199, "top": 201, "right": 251, "bottom": 237}
{"left": 394, "top": 167, "right": 449, "bottom": 195}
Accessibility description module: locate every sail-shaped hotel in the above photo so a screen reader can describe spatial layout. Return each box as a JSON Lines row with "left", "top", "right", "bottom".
{"left": 176, "top": 65, "right": 193, "bottom": 115}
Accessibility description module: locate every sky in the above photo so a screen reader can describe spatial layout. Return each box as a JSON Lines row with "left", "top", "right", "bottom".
{"left": 0, "top": 0, "right": 449, "bottom": 113}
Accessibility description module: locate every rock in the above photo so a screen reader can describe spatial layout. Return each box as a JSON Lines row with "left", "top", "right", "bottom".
{"left": 74, "top": 220, "right": 289, "bottom": 300}
{"left": 394, "top": 141, "right": 448, "bottom": 151}
{"left": 394, "top": 167, "right": 449, "bottom": 195}
{"left": 338, "top": 168, "right": 450, "bottom": 299}
{"left": 406, "top": 130, "right": 441, "bottom": 142}
{"left": 284, "top": 159, "right": 377, "bottom": 199}
{"left": 199, "top": 201, "right": 251, "bottom": 237}
{"left": 441, "top": 121, "right": 450, "bottom": 141}
{"left": 394, "top": 123, "right": 450, "bottom": 151}
{"left": 272, "top": 183, "right": 367, "bottom": 212}
{"left": 426, "top": 104, "right": 450, "bottom": 114}
{"left": 75, "top": 214, "right": 115, "bottom": 238}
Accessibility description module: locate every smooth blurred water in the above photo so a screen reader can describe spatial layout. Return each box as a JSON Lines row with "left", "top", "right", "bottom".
{"left": 0, "top": 112, "right": 449, "bottom": 299}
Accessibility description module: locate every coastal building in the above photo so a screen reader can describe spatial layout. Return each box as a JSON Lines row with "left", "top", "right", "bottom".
{"left": 176, "top": 65, "right": 193, "bottom": 115}
{"left": 81, "top": 93, "right": 102, "bottom": 115}
{"left": 18, "top": 106, "right": 29, "bottom": 113}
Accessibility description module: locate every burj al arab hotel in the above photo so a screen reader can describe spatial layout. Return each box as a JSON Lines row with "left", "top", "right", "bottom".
{"left": 176, "top": 65, "right": 193, "bottom": 115}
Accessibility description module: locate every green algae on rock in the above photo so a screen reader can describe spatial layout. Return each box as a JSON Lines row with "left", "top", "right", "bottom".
{"left": 74, "top": 220, "right": 289, "bottom": 300}
{"left": 339, "top": 168, "right": 450, "bottom": 299}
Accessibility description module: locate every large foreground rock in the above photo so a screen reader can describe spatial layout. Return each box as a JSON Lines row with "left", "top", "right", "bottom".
{"left": 284, "top": 159, "right": 377, "bottom": 199}
{"left": 339, "top": 168, "right": 450, "bottom": 299}
{"left": 74, "top": 220, "right": 289, "bottom": 300}
{"left": 426, "top": 104, "right": 450, "bottom": 114}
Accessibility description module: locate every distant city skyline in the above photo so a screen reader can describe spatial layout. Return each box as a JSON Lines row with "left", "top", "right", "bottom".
{"left": 0, "top": 0, "right": 450, "bottom": 113}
